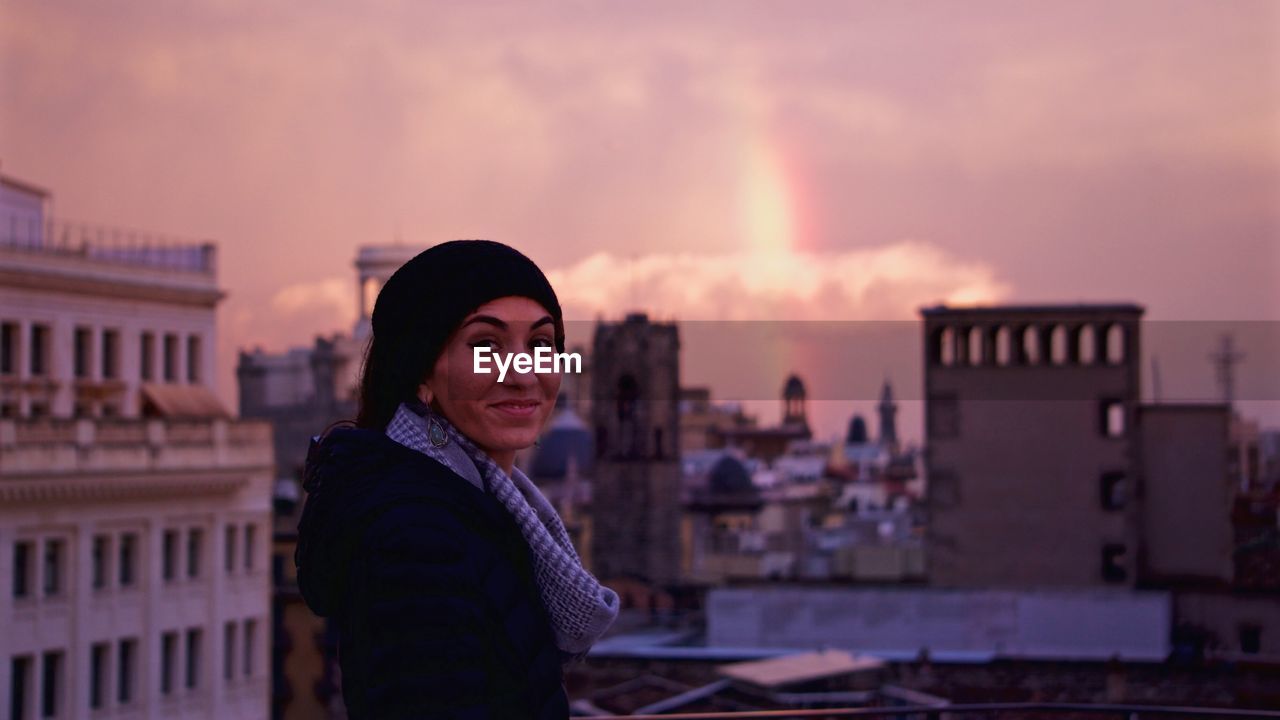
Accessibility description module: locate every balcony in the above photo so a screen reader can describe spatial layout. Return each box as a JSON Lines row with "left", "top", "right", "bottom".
{"left": 2, "top": 216, "right": 216, "bottom": 274}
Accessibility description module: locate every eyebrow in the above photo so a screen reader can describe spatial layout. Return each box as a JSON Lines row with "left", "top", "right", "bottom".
{"left": 461, "top": 314, "right": 555, "bottom": 331}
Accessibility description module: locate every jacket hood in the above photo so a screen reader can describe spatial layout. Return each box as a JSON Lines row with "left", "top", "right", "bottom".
{"left": 295, "top": 425, "right": 419, "bottom": 617}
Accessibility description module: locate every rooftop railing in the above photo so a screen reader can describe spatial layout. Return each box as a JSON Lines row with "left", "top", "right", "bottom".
{"left": 576, "top": 702, "right": 1280, "bottom": 719}
{"left": 2, "top": 215, "right": 216, "bottom": 274}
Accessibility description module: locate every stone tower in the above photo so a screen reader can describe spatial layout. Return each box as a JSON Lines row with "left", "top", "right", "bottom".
{"left": 878, "top": 378, "right": 899, "bottom": 452}
{"left": 782, "top": 373, "right": 809, "bottom": 431}
{"left": 589, "top": 312, "right": 682, "bottom": 587}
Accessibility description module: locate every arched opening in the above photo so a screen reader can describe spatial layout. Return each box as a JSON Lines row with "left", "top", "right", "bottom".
{"left": 995, "top": 326, "right": 1013, "bottom": 366}
{"left": 1105, "top": 324, "right": 1126, "bottom": 364}
{"left": 616, "top": 374, "right": 639, "bottom": 421}
{"left": 1022, "top": 325, "right": 1041, "bottom": 365}
{"left": 1050, "top": 325, "right": 1069, "bottom": 365}
{"left": 938, "top": 327, "right": 955, "bottom": 367}
{"left": 1077, "top": 324, "right": 1097, "bottom": 365}
{"left": 967, "top": 326, "right": 984, "bottom": 366}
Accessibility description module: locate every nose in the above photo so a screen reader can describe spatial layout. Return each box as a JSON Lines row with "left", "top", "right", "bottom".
{"left": 504, "top": 354, "right": 537, "bottom": 389}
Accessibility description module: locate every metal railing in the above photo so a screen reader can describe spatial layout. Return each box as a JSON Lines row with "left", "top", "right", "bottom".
{"left": 2, "top": 215, "right": 216, "bottom": 274}
{"left": 575, "top": 703, "right": 1280, "bottom": 720}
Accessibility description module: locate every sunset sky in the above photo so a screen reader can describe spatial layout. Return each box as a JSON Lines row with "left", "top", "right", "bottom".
{"left": 3, "top": 1, "right": 1277, "bottom": 438}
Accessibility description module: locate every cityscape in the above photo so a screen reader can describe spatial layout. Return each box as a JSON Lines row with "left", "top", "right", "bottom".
{"left": 3, "top": 2, "right": 1279, "bottom": 718}
{"left": 2, "top": 173, "right": 1277, "bottom": 717}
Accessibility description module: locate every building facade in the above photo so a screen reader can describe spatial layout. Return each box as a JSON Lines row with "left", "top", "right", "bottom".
{"left": 921, "top": 304, "right": 1144, "bottom": 587}
{"left": 589, "top": 312, "right": 683, "bottom": 589}
{"left": 1, "top": 173, "right": 273, "bottom": 719}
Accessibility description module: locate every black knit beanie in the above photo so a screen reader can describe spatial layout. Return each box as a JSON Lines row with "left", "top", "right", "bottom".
{"left": 356, "top": 240, "right": 565, "bottom": 429}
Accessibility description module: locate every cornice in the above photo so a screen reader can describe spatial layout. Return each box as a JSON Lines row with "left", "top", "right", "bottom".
{"left": 0, "top": 473, "right": 250, "bottom": 503}
{"left": 0, "top": 267, "right": 225, "bottom": 308}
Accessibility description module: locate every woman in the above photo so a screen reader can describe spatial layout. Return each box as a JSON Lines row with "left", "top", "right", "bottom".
{"left": 295, "top": 240, "right": 619, "bottom": 719}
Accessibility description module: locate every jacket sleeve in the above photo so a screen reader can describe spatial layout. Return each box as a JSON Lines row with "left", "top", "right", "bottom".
{"left": 352, "top": 501, "right": 529, "bottom": 720}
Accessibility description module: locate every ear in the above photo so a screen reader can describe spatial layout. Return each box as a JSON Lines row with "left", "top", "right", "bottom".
{"left": 416, "top": 382, "right": 433, "bottom": 406}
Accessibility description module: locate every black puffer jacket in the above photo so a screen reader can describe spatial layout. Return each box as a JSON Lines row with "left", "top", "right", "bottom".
{"left": 295, "top": 425, "right": 570, "bottom": 719}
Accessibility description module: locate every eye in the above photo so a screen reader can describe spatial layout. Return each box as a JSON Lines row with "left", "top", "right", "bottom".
{"left": 469, "top": 338, "right": 500, "bottom": 351}
{"left": 529, "top": 335, "right": 554, "bottom": 350}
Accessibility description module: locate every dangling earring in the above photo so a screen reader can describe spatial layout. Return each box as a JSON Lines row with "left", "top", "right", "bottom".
{"left": 428, "top": 417, "right": 448, "bottom": 447}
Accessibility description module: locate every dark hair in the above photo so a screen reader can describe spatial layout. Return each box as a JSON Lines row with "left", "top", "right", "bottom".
{"left": 354, "top": 240, "right": 565, "bottom": 430}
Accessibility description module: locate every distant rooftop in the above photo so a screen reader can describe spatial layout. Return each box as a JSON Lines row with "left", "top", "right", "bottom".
{"left": 0, "top": 173, "right": 51, "bottom": 197}
{"left": 718, "top": 649, "right": 886, "bottom": 689}
{"left": 2, "top": 217, "right": 216, "bottom": 275}
{"left": 920, "top": 302, "right": 1145, "bottom": 317}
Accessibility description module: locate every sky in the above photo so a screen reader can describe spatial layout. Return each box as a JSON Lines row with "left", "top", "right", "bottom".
{"left": 3, "top": 1, "right": 1278, "bottom": 440}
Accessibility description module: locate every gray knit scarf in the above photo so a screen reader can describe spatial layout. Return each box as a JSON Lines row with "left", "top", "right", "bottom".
{"left": 385, "top": 400, "right": 619, "bottom": 664}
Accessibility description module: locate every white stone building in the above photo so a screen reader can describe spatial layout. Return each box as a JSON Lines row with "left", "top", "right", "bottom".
{"left": 1, "top": 172, "right": 273, "bottom": 719}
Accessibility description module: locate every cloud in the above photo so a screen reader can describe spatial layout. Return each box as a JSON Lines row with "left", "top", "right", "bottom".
{"left": 545, "top": 241, "right": 1012, "bottom": 321}
{"left": 270, "top": 277, "right": 354, "bottom": 322}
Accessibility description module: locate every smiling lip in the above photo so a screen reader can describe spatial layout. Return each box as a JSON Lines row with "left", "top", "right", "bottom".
{"left": 489, "top": 399, "right": 541, "bottom": 418}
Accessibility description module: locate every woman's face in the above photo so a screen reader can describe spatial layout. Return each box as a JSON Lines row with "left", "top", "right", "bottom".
{"left": 422, "top": 295, "right": 561, "bottom": 471}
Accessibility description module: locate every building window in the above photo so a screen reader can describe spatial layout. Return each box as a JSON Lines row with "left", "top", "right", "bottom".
{"left": 74, "top": 326, "right": 92, "bottom": 379}
{"left": 928, "top": 393, "right": 960, "bottom": 440}
{"left": 118, "top": 533, "right": 137, "bottom": 587}
{"left": 140, "top": 332, "right": 155, "bottom": 381}
{"left": 13, "top": 541, "right": 32, "bottom": 598}
{"left": 244, "top": 524, "right": 256, "bottom": 571}
{"left": 243, "top": 619, "right": 256, "bottom": 677}
{"left": 101, "top": 329, "right": 120, "bottom": 380}
{"left": 224, "top": 526, "right": 236, "bottom": 574}
{"left": 40, "top": 651, "right": 61, "bottom": 719}
{"left": 1102, "top": 543, "right": 1128, "bottom": 583}
{"left": 184, "top": 628, "right": 202, "bottom": 690}
{"left": 73, "top": 400, "right": 92, "bottom": 419}
{"left": 186, "top": 335, "right": 201, "bottom": 383}
{"left": 42, "top": 539, "right": 63, "bottom": 597}
{"left": 162, "top": 530, "right": 177, "bottom": 582}
{"left": 223, "top": 622, "right": 236, "bottom": 681}
{"left": 89, "top": 643, "right": 108, "bottom": 710}
{"left": 160, "top": 632, "right": 177, "bottom": 696}
{"left": 29, "top": 324, "right": 48, "bottom": 377}
{"left": 11, "top": 655, "right": 32, "bottom": 720}
{"left": 92, "top": 535, "right": 109, "bottom": 590}
{"left": 221, "top": 520, "right": 236, "bottom": 571}
{"left": 117, "top": 639, "right": 136, "bottom": 704}
{"left": 187, "top": 529, "right": 203, "bottom": 579}
{"left": 0, "top": 322, "right": 16, "bottom": 375}
{"left": 1239, "top": 623, "right": 1262, "bottom": 654}
{"left": 1100, "top": 399, "right": 1125, "bottom": 438}
{"left": 163, "top": 334, "right": 178, "bottom": 382}
{"left": 1100, "top": 472, "right": 1127, "bottom": 511}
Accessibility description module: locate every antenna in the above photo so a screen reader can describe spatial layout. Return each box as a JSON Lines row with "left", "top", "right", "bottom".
{"left": 1150, "top": 356, "right": 1163, "bottom": 403}
{"left": 1209, "top": 334, "right": 1245, "bottom": 408}
{"left": 629, "top": 252, "right": 637, "bottom": 312}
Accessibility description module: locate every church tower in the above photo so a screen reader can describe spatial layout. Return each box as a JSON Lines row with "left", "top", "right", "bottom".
{"left": 782, "top": 373, "right": 809, "bottom": 431}
{"left": 878, "top": 377, "right": 899, "bottom": 453}
{"left": 590, "top": 313, "right": 682, "bottom": 587}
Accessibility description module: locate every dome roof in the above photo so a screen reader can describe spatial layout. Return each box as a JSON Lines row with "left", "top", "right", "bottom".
{"left": 783, "top": 374, "right": 806, "bottom": 398}
{"left": 708, "top": 454, "right": 756, "bottom": 496}
{"left": 846, "top": 415, "right": 868, "bottom": 444}
{"left": 529, "top": 405, "right": 594, "bottom": 479}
